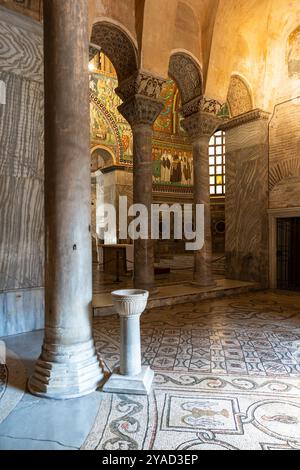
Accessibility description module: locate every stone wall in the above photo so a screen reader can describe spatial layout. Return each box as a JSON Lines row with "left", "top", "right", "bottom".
{"left": 0, "top": 0, "right": 42, "bottom": 21}
{"left": 224, "top": 110, "right": 270, "bottom": 287}
{"left": 0, "top": 6, "right": 44, "bottom": 336}
{"left": 269, "top": 99, "right": 300, "bottom": 209}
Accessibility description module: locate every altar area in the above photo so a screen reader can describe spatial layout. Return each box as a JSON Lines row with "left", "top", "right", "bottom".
{"left": 92, "top": 253, "right": 259, "bottom": 317}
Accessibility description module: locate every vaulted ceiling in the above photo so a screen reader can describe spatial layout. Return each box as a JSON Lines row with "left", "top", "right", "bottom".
{"left": 2, "top": 0, "right": 300, "bottom": 112}
{"left": 89, "top": 0, "right": 300, "bottom": 111}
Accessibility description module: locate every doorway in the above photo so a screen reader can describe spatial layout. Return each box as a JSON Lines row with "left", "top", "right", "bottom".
{"left": 277, "top": 217, "right": 300, "bottom": 291}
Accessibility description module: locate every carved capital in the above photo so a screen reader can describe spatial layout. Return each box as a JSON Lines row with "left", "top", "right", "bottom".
{"left": 118, "top": 95, "right": 164, "bottom": 127}
{"left": 182, "top": 112, "right": 221, "bottom": 142}
{"left": 116, "top": 71, "right": 166, "bottom": 102}
{"left": 181, "top": 96, "right": 225, "bottom": 118}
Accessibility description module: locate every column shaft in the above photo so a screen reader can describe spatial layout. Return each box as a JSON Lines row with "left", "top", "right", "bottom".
{"left": 118, "top": 93, "right": 163, "bottom": 291}
{"left": 120, "top": 316, "right": 142, "bottom": 376}
{"left": 28, "top": 0, "right": 103, "bottom": 399}
{"left": 182, "top": 110, "right": 220, "bottom": 287}
{"left": 132, "top": 124, "right": 154, "bottom": 290}
{"left": 193, "top": 136, "right": 214, "bottom": 285}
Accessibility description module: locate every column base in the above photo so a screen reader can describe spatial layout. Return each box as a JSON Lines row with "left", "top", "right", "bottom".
{"left": 28, "top": 341, "right": 104, "bottom": 400}
{"left": 103, "top": 366, "right": 154, "bottom": 396}
{"left": 191, "top": 277, "right": 217, "bottom": 288}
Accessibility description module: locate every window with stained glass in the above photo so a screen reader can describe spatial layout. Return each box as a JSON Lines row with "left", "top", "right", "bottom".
{"left": 209, "top": 130, "right": 226, "bottom": 196}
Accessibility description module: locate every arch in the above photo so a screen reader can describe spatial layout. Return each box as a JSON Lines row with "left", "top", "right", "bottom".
{"left": 175, "top": 1, "right": 200, "bottom": 37}
{"left": 173, "top": 1, "right": 201, "bottom": 62}
{"left": 91, "top": 20, "right": 139, "bottom": 83}
{"left": 91, "top": 145, "right": 115, "bottom": 169}
{"left": 227, "top": 74, "right": 253, "bottom": 117}
{"left": 269, "top": 158, "right": 300, "bottom": 191}
{"left": 168, "top": 52, "right": 203, "bottom": 105}
{"left": 90, "top": 91, "right": 123, "bottom": 161}
{"left": 287, "top": 26, "right": 300, "bottom": 79}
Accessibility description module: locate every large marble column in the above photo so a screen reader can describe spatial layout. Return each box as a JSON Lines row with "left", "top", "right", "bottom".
{"left": 117, "top": 74, "right": 165, "bottom": 291}
{"left": 182, "top": 100, "right": 221, "bottom": 286}
{"left": 28, "top": 0, "right": 103, "bottom": 399}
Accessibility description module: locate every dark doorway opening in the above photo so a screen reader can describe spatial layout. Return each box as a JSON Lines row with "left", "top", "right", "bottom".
{"left": 277, "top": 217, "right": 300, "bottom": 291}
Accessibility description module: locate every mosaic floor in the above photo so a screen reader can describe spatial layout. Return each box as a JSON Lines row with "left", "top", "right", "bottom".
{"left": 83, "top": 290, "right": 300, "bottom": 451}
{"left": 1, "top": 290, "right": 300, "bottom": 450}
{"left": 0, "top": 350, "right": 26, "bottom": 426}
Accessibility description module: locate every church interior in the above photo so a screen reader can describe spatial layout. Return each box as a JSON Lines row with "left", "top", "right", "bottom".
{"left": 0, "top": 0, "right": 300, "bottom": 452}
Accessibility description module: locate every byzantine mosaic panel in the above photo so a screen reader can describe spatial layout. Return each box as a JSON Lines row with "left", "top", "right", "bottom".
{"left": 227, "top": 75, "right": 253, "bottom": 118}
{"left": 89, "top": 62, "right": 194, "bottom": 191}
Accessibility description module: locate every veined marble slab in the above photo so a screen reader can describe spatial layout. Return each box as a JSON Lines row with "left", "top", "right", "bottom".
{"left": 0, "top": 7, "right": 45, "bottom": 336}
{"left": 0, "top": 287, "right": 44, "bottom": 337}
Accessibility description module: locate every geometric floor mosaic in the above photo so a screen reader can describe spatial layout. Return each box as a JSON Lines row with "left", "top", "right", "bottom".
{"left": 94, "top": 291, "right": 300, "bottom": 378}
{"left": 0, "top": 350, "right": 26, "bottom": 426}
{"left": 83, "top": 372, "right": 300, "bottom": 450}
{"left": 83, "top": 291, "right": 300, "bottom": 450}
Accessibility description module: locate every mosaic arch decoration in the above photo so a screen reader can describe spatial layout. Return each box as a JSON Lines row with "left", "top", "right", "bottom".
{"left": 88, "top": 52, "right": 195, "bottom": 188}
{"left": 288, "top": 27, "right": 300, "bottom": 80}
{"left": 154, "top": 80, "right": 178, "bottom": 134}
{"left": 169, "top": 53, "right": 203, "bottom": 105}
{"left": 90, "top": 90, "right": 124, "bottom": 162}
{"left": 91, "top": 22, "right": 139, "bottom": 83}
{"left": 227, "top": 75, "right": 253, "bottom": 117}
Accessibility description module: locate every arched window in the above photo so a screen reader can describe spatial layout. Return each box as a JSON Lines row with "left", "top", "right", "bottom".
{"left": 209, "top": 130, "right": 226, "bottom": 196}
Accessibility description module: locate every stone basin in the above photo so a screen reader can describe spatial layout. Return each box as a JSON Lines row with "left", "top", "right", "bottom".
{"left": 111, "top": 289, "right": 149, "bottom": 317}
{"left": 103, "top": 288, "right": 153, "bottom": 395}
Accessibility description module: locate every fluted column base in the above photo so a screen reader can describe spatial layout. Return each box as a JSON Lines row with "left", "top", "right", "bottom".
{"left": 28, "top": 340, "right": 103, "bottom": 400}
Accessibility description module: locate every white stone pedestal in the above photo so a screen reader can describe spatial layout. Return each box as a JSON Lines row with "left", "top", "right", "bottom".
{"left": 103, "top": 366, "right": 154, "bottom": 396}
{"left": 103, "top": 289, "right": 154, "bottom": 395}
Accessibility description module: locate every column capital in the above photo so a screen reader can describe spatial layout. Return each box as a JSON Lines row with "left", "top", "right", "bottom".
{"left": 116, "top": 70, "right": 166, "bottom": 102}
{"left": 182, "top": 111, "right": 221, "bottom": 142}
{"left": 181, "top": 95, "right": 225, "bottom": 118}
{"left": 181, "top": 96, "right": 226, "bottom": 141}
{"left": 118, "top": 94, "right": 164, "bottom": 128}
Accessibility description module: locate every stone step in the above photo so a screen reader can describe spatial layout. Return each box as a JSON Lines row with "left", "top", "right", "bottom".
{"left": 93, "top": 279, "right": 261, "bottom": 317}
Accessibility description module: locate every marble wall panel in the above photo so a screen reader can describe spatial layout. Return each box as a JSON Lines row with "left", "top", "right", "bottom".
{"left": 0, "top": 287, "right": 44, "bottom": 337}
{"left": 224, "top": 113, "right": 269, "bottom": 286}
{"left": 0, "top": 8, "right": 44, "bottom": 335}
{"left": 0, "top": 9, "right": 43, "bottom": 82}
